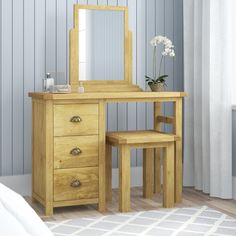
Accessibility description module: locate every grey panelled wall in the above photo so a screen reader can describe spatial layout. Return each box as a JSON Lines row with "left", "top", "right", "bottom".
{"left": 232, "top": 111, "right": 236, "bottom": 177}
{"left": 0, "top": 0, "right": 183, "bottom": 176}
{"left": 0, "top": 0, "right": 2, "bottom": 176}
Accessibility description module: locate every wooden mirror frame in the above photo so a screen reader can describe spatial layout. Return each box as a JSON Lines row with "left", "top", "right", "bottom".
{"left": 69, "top": 4, "right": 141, "bottom": 92}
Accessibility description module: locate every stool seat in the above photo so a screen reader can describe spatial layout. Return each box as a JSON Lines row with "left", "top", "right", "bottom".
{"left": 106, "top": 130, "right": 179, "bottom": 145}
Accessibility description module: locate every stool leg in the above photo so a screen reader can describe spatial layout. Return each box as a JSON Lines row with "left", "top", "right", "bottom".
{"left": 106, "top": 144, "right": 112, "bottom": 202}
{"left": 143, "top": 149, "right": 154, "bottom": 198}
{"left": 163, "top": 143, "right": 174, "bottom": 208}
{"left": 119, "top": 145, "right": 130, "bottom": 212}
{"left": 154, "top": 148, "right": 161, "bottom": 193}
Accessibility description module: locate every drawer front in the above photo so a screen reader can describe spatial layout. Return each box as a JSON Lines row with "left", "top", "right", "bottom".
{"left": 54, "top": 135, "right": 98, "bottom": 169}
{"left": 54, "top": 167, "right": 98, "bottom": 202}
{"left": 54, "top": 104, "right": 99, "bottom": 136}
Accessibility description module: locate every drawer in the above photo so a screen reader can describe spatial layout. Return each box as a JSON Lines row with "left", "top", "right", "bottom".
{"left": 54, "top": 167, "right": 98, "bottom": 202}
{"left": 54, "top": 104, "right": 99, "bottom": 136}
{"left": 54, "top": 135, "right": 98, "bottom": 169}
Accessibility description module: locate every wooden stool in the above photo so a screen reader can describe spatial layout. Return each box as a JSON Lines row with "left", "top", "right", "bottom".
{"left": 105, "top": 130, "right": 177, "bottom": 212}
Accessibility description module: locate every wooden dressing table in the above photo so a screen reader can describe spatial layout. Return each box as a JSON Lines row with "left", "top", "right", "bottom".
{"left": 29, "top": 4, "right": 186, "bottom": 215}
{"left": 29, "top": 91, "right": 186, "bottom": 215}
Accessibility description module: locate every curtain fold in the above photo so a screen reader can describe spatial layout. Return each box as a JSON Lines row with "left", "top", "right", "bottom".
{"left": 183, "top": 0, "right": 233, "bottom": 198}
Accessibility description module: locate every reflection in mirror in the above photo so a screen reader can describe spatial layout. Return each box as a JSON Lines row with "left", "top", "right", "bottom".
{"left": 78, "top": 9, "right": 124, "bottom": 81}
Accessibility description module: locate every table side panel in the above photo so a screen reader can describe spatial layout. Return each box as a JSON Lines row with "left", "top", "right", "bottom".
{"left": 32, "top": 99, "right": 46, "bottom": 202}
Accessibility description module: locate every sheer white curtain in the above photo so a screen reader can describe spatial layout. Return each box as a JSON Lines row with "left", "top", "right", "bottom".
{"left": 183, "top": 0, "right": 235, "bottom": 198}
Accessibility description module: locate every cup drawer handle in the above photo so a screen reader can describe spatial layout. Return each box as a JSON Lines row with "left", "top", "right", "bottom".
{"left": 70, "top": 147, "right": 82, "bottom": 156}
{"left": 70, "top": 116, "right": 82, "bottom": 123}
{"left": 70, "top": 180, "right": 81, "bottom": 188}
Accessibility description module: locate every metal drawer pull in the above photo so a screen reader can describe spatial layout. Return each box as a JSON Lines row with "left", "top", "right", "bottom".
{"left": 70, "top": 116, "right": 82, "bottom": 123}
{"left": 70, "top": 180, "right": 81, "bottom": 188}
{"left": 70, "top": 147, "right": 82, "bottom": 156}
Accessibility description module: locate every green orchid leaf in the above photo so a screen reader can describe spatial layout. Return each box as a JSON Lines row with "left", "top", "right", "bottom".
{"left": 145, "top": 75, "right": 152, "bottom": 79}
{"left": 158, "top": 75, "right": 168, "bottom": 80}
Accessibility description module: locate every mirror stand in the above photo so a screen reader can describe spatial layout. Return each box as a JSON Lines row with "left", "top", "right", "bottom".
{"left": 69, "top": 5, "right": 142, "bottom": 92}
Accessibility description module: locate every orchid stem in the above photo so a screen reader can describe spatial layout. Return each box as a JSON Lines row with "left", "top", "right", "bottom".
{"left": 158, "top": 55, "right": 164, "bottom": 78}
{"left": 153, "top": 46, "right": 157, "bottom": 80}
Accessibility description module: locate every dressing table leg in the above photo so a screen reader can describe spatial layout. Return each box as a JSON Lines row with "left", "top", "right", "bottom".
{"left": 98, "top": 101, "right": 106, "bottom": 212}
{"left": 154, "top": 102, "right": 162, "bottom": 193}
{"left": 163, "top": 143, "right": 174, "bottom": 208}
{"left": 119, "top": 145, "right": 130, "bottom": 212}
{"left": 175, "top": 141, "right": 182, "bottom": 203}
{"left": 45, "top": 100, "right": 53, "bottom": 216}
{"left": 143, "top": 149, "right": 154, "bottom": 198}
{"left": 174, "top": 98, "right": 183, "bottom": 203}
{"left": 106, "top": 144, "right": 112, "bottom": 202}
{"left": 45, "top": 204, "right": 53, "bottom": 217}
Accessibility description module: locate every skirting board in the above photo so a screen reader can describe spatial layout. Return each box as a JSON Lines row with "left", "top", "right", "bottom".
{"left": 0, "top": 167, "right": 143, "bottom": 196}
{"left": 0, "top": 174, "right": 31, "bottom": 196}
{"left": 1, "top": 170, "right": 236, "bottom": 200}
{"left": 233, "top": 176, "right": 236, "bottom": 200}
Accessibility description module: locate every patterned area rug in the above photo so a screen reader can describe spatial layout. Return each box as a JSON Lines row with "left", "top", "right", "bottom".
{"left": 46, "top": 206, "right": 236, "bottom": 236}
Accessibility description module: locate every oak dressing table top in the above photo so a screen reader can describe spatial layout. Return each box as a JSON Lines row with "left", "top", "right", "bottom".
{"left": 28, "top": 91, "right": 187, "bottom": 101}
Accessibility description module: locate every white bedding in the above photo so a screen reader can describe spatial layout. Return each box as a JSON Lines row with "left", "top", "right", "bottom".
{"left": 0, "top": 183, "right": 53, "bottom": 236}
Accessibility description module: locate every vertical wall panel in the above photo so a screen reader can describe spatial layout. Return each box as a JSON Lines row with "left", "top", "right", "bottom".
{"left": 174, "top": 0, "right": 184, "bottom": 91}
{"left": 67, "top": 0, "right": 77, "bottom": 83}
{"left": 23, "top": 0, "right": 35, "bottom": 173}
{"left": 165, "top": 0, "right": 174, "bottom": 90}
{"left": 88, "top": 0, "right": 98, "bottom": 4}
{"left": 156, "top": 0, "right": 165, "bottom": 74}
{"left": 12, "top": 0, "right": 24, "bottom": 175}
{"left": 118, "top": 0, "right": 126, "bottom": 6}
{"left": 98, "top": 0, "right": 107, "bottom": 5}
{"left": 1, "top": 0, "right": 13, "bottom": 176}
{"left": 128, "top": 0, "right": 137, "bottom": 166}
{"left": 34, "top": 0, "right": 46, "bottom": 90}
{"left": 0, "top": 0, "right": 2, "bottom": 175}
{"left": 117, "top": 0, "right": 128, "bottom": 136}
{"left": 233, "top": 110, "right": 236, "bottom": 177}
{"left": 78, "top": 0, "right": 88, "bottom": 4}
{"left": 0, "top": 0, "right": 184, "bottom": 175}
{"left": 57, "top": 0, "right": 67, "bottom": 84}
{"left": 108, "top": 0, "right": 117, "bottom": 5}
{"left": 146, "top": 0, "right": 155, "bottom": 130}
{"left": 136, "top": 0, "right": 146, "bottom": 166}
{"left": 155, "top": 0, "right": 165, "bottom": 134}
{"left": 107, "top": 0, "right": 118, "bottom": 168}
{"left": 164, "top": 0, "right": 174, "bottom": 133}
{"left": 46, "top": 0, "right": 56, "bottom": 82}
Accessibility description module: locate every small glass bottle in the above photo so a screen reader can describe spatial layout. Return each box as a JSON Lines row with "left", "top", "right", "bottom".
{"left": 78, "top": 82, "right": 85, "bottom": 93}
{"left": 42, "top": 73, "right": 54, "bottom": 92}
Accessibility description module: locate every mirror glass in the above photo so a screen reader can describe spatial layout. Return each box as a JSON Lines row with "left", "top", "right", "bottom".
{"left": 78, "top": 9, "right": 124, "bottom": 81}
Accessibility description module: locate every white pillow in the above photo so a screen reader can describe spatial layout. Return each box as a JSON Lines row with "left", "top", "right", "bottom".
{"left": 0, "top": 183, "right": 53, "bottom": 236}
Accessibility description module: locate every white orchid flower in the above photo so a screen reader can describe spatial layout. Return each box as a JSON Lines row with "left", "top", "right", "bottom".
{"left": 147, "top": 35, "right": 175, "bottom": 88}
{"left": 164, "top": 48, "right": 172, "bottom": 53}
{"left": 162, "top": 51, "right": 168, "bottom": 56}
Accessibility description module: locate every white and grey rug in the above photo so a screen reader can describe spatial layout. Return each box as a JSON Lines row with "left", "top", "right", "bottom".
{"left": 46, "top": 206, "right": 236, "bottom": 236}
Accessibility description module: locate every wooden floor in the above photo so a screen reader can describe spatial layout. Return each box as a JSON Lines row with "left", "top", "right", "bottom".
{"left": 26, "top": 187, "right": 236, "bottom": 221}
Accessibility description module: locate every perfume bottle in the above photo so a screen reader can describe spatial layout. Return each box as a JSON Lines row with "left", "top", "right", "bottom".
{"left": 42, "top": 73, "right": 54, "bottom": 92}
{"left": 78, "top": 82, "right": 85, "bottom": 93}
